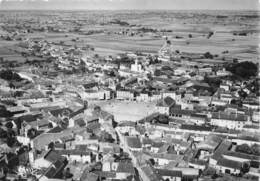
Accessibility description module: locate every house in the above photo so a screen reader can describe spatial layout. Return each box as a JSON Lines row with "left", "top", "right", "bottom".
{"left": 216, "top": 68, "right": 231, "bottom": 77}
{"left": 116, "top": 90, "right": 135, "bottom": 100}
{"left": 189, "top": 113, "right": 207, "bottom": 125}
{"left": 220, "top": 84, "right": 230, "bottom": 91}
{"left": 215, "top": 157, "right": 243, "bottom": 175}
{"left": 117, "top": 121, "right": 139, "bottom": 136}
{"left": 82, "top": 82, "right": 98, "bottom": 91}
{"left": 57, "top": 150, "right": 91, "bottom": 163}
{"left": 131, "top": 59, "right": 143, "bottom": 72}
{"left": 80, "top": 89, "right": 111, "bottom": 100}
{"left": 80, "top": 171, "right": 99, "bottom": 181}
{"left": 102, "top": 162, "right": 135, "bottom": 180}
{"left": 211, "top": 98, "right": 228, "bottom": 106}
{"left": 209, "top": 141, "right": 232, "bottom": 166}
{"left": 189, "top": 159, "right": 207, "bottom": 171}
{"left": 150, "top": 153, "right": 184, "bottom": 166}
{"left": 99, "top": 142, "right": 120, "bottom": 155}
{"left": 151, "top": 142, "right": 166, "bottom": 153}
{"left": 162, "top": 91, "right": 176, "bottom": 100}
{"left": 170, "top": 108, "right": 194, "bottom": 121}
{"left": 31, "top": 150, "right": 67, "bottom": 181}
{"left": 126, "top": 136, "right": 142, "bottom": 151}
{"left": 136, "top": 92, "right": 150, "bottom": 102}
{"left": 142, "top": 137, "right": 153, "bottom": 148}
{"left": 141, "top": 164, "right": 163, "bottom": 181}
{"left": 156, "top": 169, "right": 182, "bottom": 181}
{"left": 156, "top": 96, "right": 175, "bottom": 115}
{"left": 210, "top": 112, "right": 250, "bottom": 130}
{"left": 170, "top": 139, "right": 191, "bottom": 154}
{"left": 223, "top": 151, "right": 260, "bottom": 163}
{"left": 197, "top": 135, "right": 223, "bottom": 152}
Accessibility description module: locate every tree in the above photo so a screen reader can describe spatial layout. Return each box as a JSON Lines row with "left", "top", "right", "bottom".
{"left": 236, "top": 144, "right": 252, "bottom": 154}
{"left": 251, "top": 144, "right": 260, "bottom": 156}
{"left": 48, "top": 142, "right": 54, "bottom": 150}
{"left": 188, "top": 34, "right": 192, "bottom": 38}
{"left": 226, "top": 61, "right": 258, "bottom": 78}
{"left": 241, "top": 163, "right": 250, "bottom": 174}
{"left": 238, "top": 90, "right": 247, "bottom": 99}
{"left": 48, "top": 122, "right": 53, "bottom": 128}
{"left": 204, "top": 52, "right": 214, "bottom": 59}
{"left": 5, "top": 121, "right": 13, "bottom": 129}
{"left": 27, "top": 128, "right": 37, "bottom": 139}
{"left": 63, "top": 167, "right": 73, "bottom": 179}
{"left": 207, "top": 31, "right": 214, "bottom": 39}
{"left": 149, "top": 158, "right": 155, "bottom": 166}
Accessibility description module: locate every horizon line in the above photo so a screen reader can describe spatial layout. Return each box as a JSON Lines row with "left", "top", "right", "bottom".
{"left": 0, "top": 8, "right": 259, "bottom": 11}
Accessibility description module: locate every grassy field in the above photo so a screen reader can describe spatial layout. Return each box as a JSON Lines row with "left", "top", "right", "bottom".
{"left": 0, "top": 10, "right": 258, "bottom": 61}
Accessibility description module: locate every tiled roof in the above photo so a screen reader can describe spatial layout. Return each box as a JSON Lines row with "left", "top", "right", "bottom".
{"left": 126, "top": 136, "right": 142, "bottom": 149}
{"left": 180, "top": 124, "right": 212, "bottom": 131}
{"left": 57, "top": 149, "right": 90, "bottom": 156}
{"left": 117, "top": 162, "right": 135, "bottom": 174}
{"left": 217, "top": 157, "right": 243, "bottom": 170}
{"left": 156, "top": 169, "right": 182, "bottom": 177}
{"left": 44, "top": 150, "right": 65, "bottom": 163}
{"left": 50, "top": 108, "right": 73, "bottom": 117}
{"left": 211, "top": 141, "right": 232, "bottom": 161}
{"left": 156, "top": 96, "right": 175, "bottom": 107}
{"left": 211, "top": 112, "right": 248, "bottom": 122}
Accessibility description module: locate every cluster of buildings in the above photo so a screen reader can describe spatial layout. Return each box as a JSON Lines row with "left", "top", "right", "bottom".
{"left": 0, "top": 12, "right": 259, "bottom": 181}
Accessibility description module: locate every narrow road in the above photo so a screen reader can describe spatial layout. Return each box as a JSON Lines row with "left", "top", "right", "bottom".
{"left": 115, "top": 128, "right": 150, "bottom": 181}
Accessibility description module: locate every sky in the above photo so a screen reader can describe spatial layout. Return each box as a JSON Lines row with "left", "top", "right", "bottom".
{"left": 0, "top": 0, "right": 259, "bottom": 10}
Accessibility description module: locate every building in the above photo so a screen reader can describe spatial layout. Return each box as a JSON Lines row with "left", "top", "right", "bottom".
{"left": 57, "top": 150, "right": 91, "bottom": 163}
{"left": 131, "top": 59, "right": 143, "bottom": 72}
{"left": 156, "top": 169, "right": 182, "bottom": 181}
{"left": 210, "top": 112, "right": 250, "bottom": 130}
{"left": 156, "top": 96, "right": 175, "bottom": 115}
{"left": 116, "top": 90, "right": 135, "bottom": 100}
{"left": 215, "top": 157, "right": 243, "bottom": 175}
{"left": 126, "top": 136, "right": 142, "bottom": 151}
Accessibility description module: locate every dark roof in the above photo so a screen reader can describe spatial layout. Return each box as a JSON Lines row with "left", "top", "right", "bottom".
{"left": 80, "top": 172, "right": 99, "bottom": 181}
{"left": 153, "top": 77, "right": 175, "bottom": 84}
{"left": 44, "top": 159, "right": 67, "bottom": 178}
{"left": 142, "top": 138, "right": 153, "bottom": 145}
{"left": 190, "top": 113, "right": 207, "bottom": 119}
{"left": 141, "top": 164, "right": 163, "bottom": 181}
{"left": 16, "top": 114, "right": 42, "bottom": 123}
{"left": 212, "top": 141, "right": 232, "bottom": 160}
{"left": 69, "top": 107, "right": 86, "bottom": 119}
{"left": 54, "top": 142, "right": 66, "bottom": 149}
{"left": 87, "top": 122, "right": 101, "bottom": 132}
{"left": 47, "top": 126, "right": 65, "bottom": 133}
{"left": 83, "top": 82, "right": 98, "bottom": 89}
{"left": 75, "top": 118, "right": 86, "bottom": 127}
{"left": 50, "top": 108, "right": 73, "bottom": 117}
{"left": 57, "top": 149, "right": 90, "bottom": 156}
{"left": 126, "top": 136, "right": 142, "bottom": 148}
{"left": 44, "top": 150, "right": 65, "bottom": 163}
{"left": 152, "top": 142, "right": 165, "bottom": 148}
{"left": 44, "top": 167, "right": 56, "bottom": 178}
{"left": 217, "top": 158, "right": 243, "bottom": 169}
{"left": 156, "top": 169, "right": 182, "bottom": 177}
{"left": 211, "top": 112, "right": 248, "bottom": 122}
{"left": 224, "top": 151, "right": 260, "bottom": 161}
{"left": 156, "top": 96, "right": 175, "bottom": 107}
{"left": 92, "top": 171, "right": 116, "bottom": 178}
{"left": 180, "top": 124, "right": 212, "bottom": 131}
{"left": 170, "top": 109, "right": 194, "bottom": 116}
{"left": 117, "top": 162, "right": 135, "bottom": 174}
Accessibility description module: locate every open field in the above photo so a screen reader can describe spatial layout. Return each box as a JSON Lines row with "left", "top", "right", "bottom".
{"left": 89, "top": 100, "right": 158, "bottom": 122}
{"left": 0, "top": 10, "right": 259, "bottom": 61}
